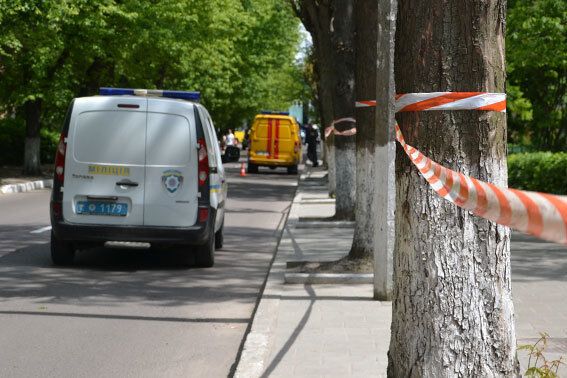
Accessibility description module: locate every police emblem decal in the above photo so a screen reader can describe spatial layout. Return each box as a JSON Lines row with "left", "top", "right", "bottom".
{"left": 161, "top": 169, "right": 184, "bottom": 195}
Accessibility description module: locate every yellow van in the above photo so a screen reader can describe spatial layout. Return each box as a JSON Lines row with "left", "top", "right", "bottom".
{"left": 247, "top": 112, "right": 301, "bottom": 174}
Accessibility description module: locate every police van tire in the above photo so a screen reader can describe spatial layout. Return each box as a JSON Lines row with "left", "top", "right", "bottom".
{"left": 195, "top": 230, "right": 215, "bottom": 268}
{"left": 50, "top": 231, "right": 75, "bottom": 266}
{"left": 247, "top": 163, "right": 258, "bottom": 173}
{"left": 287, "top": 165, "right": 298, "bottom": 174}
{"left": 215, "top": 222, "right": 224, "bottom": 249}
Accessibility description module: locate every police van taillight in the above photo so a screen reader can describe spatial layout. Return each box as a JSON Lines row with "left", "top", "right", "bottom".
{"left": 54, "top": 133, "right": 67, "bottom": 184}
{"left": 198, "top": 138, "right": 209, "bottom": 186}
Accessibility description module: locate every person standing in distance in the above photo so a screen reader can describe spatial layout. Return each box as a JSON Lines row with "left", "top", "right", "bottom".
{"left": 305, "top": 123, "right": 319, "bottom": 167}
{"left": 225, "top": 129, "right": 235, "bottom": 146}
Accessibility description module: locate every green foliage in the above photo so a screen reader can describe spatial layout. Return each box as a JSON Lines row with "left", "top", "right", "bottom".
{"left": 40, "top": 128, "right": 59, "bottom": 164}
{"left": 507, "top": 0, "right": 566, "bottom": 151}
{"left": 0, "top": 0, "right": 308, "bottom": 165}
{"left": 518, "top": 333, "right": 565, "bottom": 377}
{"left": 508, "top": 152, "right": 567, "bottom": 194}
{"left": 0, "top": 118, "right": 25, "bottom": 165}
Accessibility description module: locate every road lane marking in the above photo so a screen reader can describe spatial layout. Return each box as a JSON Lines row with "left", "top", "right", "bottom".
{"left": 30, "top": 226, "right": 52, "bottom": 234}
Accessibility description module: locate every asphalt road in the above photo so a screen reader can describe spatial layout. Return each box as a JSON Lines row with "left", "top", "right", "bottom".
{"left": 0, "top": 161, "right": 298, "bottom": 377}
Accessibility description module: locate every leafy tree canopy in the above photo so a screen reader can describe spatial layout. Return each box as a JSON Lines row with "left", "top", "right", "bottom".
{"left": 0, "top": 0, "right": 307, "bottom": 141}
{"left": 507, "top": 0, "right": 566, "bottom": 151}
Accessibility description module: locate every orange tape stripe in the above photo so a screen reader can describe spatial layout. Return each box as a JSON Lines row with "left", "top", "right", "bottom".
{"left": 470, "top": 178, "right": 488, "bottom": 216}
{"left": 455, "top": 173, "right": 470, "bottom": 207}
{"left": 484, "top": 182, "right": 513, "bottom": 225}
{"left": 398, "top": 92, "right": 483, "bottom": 112}
{"left": 477, "top": 100, "right": 506, "bottom": 112}
{"left": 510, "top": 189, "right": 544, "bottom": 236}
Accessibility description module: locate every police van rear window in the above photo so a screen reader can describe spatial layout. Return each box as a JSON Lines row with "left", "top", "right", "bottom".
{"left": 74, "top": 111, "right": 146, "bottom": 165}
{"left": 146, "top": 113, "right": 191, "bottom": 166}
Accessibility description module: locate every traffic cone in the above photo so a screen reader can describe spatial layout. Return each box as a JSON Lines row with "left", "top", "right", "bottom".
{"left": 240, "top": 162, "right": 246, "bottom": 177}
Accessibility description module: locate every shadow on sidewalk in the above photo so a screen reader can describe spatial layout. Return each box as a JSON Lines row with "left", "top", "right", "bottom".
{"left": 260, "top": 284, "right": 316, "bottom": 378}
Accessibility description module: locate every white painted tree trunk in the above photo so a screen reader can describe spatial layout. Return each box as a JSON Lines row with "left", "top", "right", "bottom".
{"left": 350, "top": 146, "right": 374, "bottom": 256}
{"left": 23, "top": 99, "right": 42, "bottom": 175}
{"left": 325, "top": 138, "right": 336, "bottom": 197}
{"left": 334, "top": 142, "right": 355, "bottom": 219}
{"left": 388, "top": 0, "right": 518, "bottom": 375}
{"left": 23, "top": 137, "right": 41, "bottom": 174}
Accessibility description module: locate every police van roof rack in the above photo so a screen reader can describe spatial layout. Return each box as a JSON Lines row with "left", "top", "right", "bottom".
{"left": 99, "top": 87, "right": 200, "bottom": 102}
{"left": 260, "top": 110, "right": 289, "bottom": 116}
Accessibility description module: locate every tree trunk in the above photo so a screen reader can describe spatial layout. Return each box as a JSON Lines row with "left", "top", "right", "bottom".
{"left": 330, "top": 0, "right": 356, "bottom": 220}
{"left": 291, "top": 0, "right": 336, "bottom": 196}
{"left": 349, "top": 0, "right": 378, "bottom": 259}
{"left": 22, "top": 99, "right": 42, "bottom": 175}
{"left": 388, "top": 1, "right": 518, "bottom": 376}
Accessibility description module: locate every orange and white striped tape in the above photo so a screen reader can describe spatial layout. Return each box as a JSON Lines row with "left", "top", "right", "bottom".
{"left": 352, "top": 91, "right": 567, "bottom": 244}
{"left": 349, "top": 92, "right": 506, "bottom": 135}
{"left": 395, "top": 124, "right": 567, "bottom": 245}
{"left": 395, "top": 92, "right": 506, "bottom": 113}
{"left": 355, "top": 100, "right": 377, "bottom": 108}
{"left": 355, "top": 92, "right": 507, "bottom": 112}
{"left": 324, "top": 117, "right": 357, "bottom": 138}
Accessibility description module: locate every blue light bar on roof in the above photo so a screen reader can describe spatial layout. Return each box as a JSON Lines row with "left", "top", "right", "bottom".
{"left": 260, "top": 110, "right": 289, "bottom": 116}
{"left": 99, "top": 87, "right": 200, "bottom": 102}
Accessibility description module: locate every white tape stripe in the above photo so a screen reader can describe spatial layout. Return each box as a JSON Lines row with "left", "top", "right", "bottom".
{"left": 395, "top": 92, "right": 447, "bottom": 112}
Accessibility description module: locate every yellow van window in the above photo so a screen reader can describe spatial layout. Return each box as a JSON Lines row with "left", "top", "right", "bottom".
{"left": 255, "top": 122, "right": 268, "bottom": 137}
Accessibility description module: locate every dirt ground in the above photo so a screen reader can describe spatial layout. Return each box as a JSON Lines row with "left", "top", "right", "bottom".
{"left": 288, "top": 255, "right": 374, "bottom": 274}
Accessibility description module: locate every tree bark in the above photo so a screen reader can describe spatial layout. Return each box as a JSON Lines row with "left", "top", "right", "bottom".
{"left": 349, "top": 0, "right": 378, "bottom": 259}
{"left": 330, "top": 0, "right": 356, "bottom": 220}
{"left": 389, "top": 1, "right": 518, "bottom": 376}
{"left": 22, "top": 99, "right": 42, "bottom": 175}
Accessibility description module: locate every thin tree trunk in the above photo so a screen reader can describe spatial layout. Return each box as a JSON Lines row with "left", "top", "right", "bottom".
{"left": 330, "top": 0, "right": 356, "bottom": 220}
{"left": 22, "top": 99, "right": 42, "bottom": 175}
{"left": 389, "top": 1, "right": 518, "bottom": 376}
{"left": 349, "top": 0, "right": 378, "bottom": 259}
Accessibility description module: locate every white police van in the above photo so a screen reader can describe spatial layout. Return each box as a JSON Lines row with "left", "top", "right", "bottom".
{"left": 50, "top": 88, "right": 227, "bottom": 267}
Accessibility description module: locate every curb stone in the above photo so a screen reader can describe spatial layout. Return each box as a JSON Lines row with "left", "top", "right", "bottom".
{"left": 0, "top": 179, "right": 53, "bottom": 194}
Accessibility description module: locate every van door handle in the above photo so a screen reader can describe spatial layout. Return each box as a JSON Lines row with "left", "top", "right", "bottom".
{"left": 116, "top": 180, "right": 139, "bottom": 187}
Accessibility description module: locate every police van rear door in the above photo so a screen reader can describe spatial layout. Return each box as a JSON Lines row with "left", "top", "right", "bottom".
{"left": 63, "top": 96, "right": 147, "bottom": 225}
{"left": 144, "top": 98, "right": 198, "bottom": 227}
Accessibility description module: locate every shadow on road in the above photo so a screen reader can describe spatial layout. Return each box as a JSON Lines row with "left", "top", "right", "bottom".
{"left": 0, "top": 225, "right": 288, "bottom": 308}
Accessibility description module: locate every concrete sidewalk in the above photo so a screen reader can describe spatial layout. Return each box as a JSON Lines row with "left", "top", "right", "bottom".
{"left": 235, "top": 166, "right": 567, "bottom": 377}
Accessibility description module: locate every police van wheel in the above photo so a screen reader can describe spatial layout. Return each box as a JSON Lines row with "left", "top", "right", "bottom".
{"left": 247, "top": 163, "right": 258, "bottom": 174}
{"left": 287, "top": 165, "right": 298, "bottom": 175}
{"left": 195, "top": 230, "right": 215, "bottom": 268}
{"left": 215, "top": 222, "right": 224, "bottom": 250}
{"left": 50, "top": 231, "right": 75, "bottom": 266}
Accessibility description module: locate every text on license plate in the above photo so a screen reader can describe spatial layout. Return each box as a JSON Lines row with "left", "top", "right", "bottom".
{"left": 76, "top": 201, "right": 128, "bottom": 216}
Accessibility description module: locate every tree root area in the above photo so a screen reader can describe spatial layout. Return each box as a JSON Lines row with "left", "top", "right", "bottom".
{"left": 288, "top": 255, "right": 373, "bottom": 274}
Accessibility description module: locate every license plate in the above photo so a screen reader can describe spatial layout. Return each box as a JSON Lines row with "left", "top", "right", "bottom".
{"left": 76, "top": 201, "right": 128, "bottom": 216}
{"left": 256, "top": 151, "right": 269, "bottom": 156}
